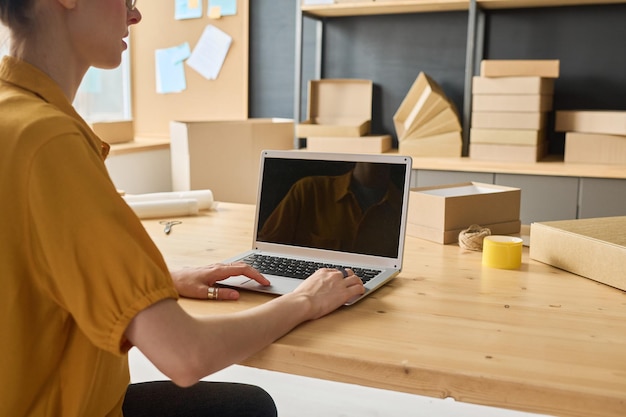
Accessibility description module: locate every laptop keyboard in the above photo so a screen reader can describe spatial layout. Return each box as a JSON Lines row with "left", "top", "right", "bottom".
{"left": 241, "top": 254, "right": 380, "bottom": 284}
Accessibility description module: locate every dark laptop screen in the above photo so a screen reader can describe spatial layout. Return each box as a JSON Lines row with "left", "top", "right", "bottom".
{"left": 256, "top": 156, "right": 408, "bottom": 258}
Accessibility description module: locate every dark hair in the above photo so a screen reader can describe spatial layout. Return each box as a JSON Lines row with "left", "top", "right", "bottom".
{"left": 0, "top": 0, "right": 36, "bottom": 34}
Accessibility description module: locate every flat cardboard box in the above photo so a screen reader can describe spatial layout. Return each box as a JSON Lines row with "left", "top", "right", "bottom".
{"left": 472, "top": 94, "right": 553, "bottom": 112}
{"left": 471, "top": 111, "right": 547, "bottom": 130}
{"left": 564, "top": 132, "right": 626, "bottom": 165}
{"left": 530, "top": 217, "right": 626, "bottom": 292}
{"left": 472, "top": 76, "right": 554, "bottom": 95}
{"left": 296, "top": 79, "right": 372, "bottom": 138}
{"left": 170, "top": 118, "right": 294, "bottom": 204}
{"left": 306, "top": 135, "right": 391, "bottom": 154}
{"left": 406, "top": 219, "right": 522, "bottom": 245}
{"left": 398, "top": 131, "right": 462, "bottom": 157}
{"left": 480, "top": 59, "right": 560, "bottom": 78}
{"left": 555, "top": 110, "right": 626, "bottom": 136}
{"left": 470, "top": 128, "right": 546, "bottom": 146}
{"left": 407, "top": 182, "right": 521, "bottom": 244}
{"left": 91, "top": 120, "right": 134, "bottom": 144}
{"left": 469, "top": 142, "right": 548, "bottom": 162}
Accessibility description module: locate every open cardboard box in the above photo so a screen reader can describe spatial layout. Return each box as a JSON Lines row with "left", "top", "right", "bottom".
{"left": 170, "top": 118, "right": 294, "bottom": 204}
{"left": 296, "top": 79, "right": 372, "bottom": 138}
{"left": 407, "top": 182, "right": 521, "bottom": 244}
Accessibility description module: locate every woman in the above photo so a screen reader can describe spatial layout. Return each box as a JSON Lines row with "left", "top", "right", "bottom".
{"left": 0, "top": 1, "right": 365, "bottom": 416}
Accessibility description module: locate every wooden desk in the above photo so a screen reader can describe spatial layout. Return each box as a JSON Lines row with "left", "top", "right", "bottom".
{"left": 142, "top": 203, "right": 626, "bottom": 417}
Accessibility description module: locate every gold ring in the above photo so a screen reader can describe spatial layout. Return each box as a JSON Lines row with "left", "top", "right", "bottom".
{"left": 207, "top": 286, "right": 219, "bottom": 300}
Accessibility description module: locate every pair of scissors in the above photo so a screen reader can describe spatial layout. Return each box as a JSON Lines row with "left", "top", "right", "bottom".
{"left": 159, "top": 220, "right": 182, "bottom": 235}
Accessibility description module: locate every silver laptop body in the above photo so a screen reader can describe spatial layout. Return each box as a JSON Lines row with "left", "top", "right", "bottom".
{"left": 220, "top": 150, "right": 413, "bottom": 305}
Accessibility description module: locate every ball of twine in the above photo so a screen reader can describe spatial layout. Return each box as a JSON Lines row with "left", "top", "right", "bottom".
{"left": 458, "top": 224, "right": 491, "bottom": 251}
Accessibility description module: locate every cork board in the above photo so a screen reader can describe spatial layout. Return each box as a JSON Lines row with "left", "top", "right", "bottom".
{"left": 130, "top": 0, "right": 248, "bottom": 138}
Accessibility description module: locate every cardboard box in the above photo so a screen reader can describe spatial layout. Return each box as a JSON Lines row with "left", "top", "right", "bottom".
{"left": 398, "top": 131, "right": 462, "bottom": 157}
{"left": 564, "top": 132, "right": 626, "bottom": 165}
{"left": 296, "top": 79, "right": 372, "bottom": 138}
{"left": 91, "top": 120, "right": 134, "bottom": 144}
{"left": 471, "top": 111, "right": 547, "bottom": 130}
{"left": 530, "top": 217, "right": 626, "bottom": 292}
{"left": 469, "top": 142, "right": 548, "bottom": 162}
{"left": 306, "top": 135, "right": 391, "bottom": 154}
{"left": 480, "top": 59, "right": 560, "bottom": 78}
{"left": 170, "top": 118, "right": 294, "bottom": 204}
{"left": 470, "top": 128, "right": 546, "bottom": 146}
{"left": 407, "top": 182, "right": 521, "bottom": 244}
{"left": 555, "top": 110, "right": 626, "bottom": 136}
{"left": 472, "top": 76, "right": 554, "bottom": 95}
{"left": 472, "top": 94, "right": 553, "bottom": 112}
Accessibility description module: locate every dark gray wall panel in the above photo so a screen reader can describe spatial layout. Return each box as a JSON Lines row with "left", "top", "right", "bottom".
{"left": 579, "top": 178, "right": 626, "bottom": 219}
{"left": 495, "top": 173, "right": 579, "bottom": 224}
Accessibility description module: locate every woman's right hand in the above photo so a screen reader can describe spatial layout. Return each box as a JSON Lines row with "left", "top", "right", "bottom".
{"left": 292, "top": 268, "right": 365, "bottom": 320}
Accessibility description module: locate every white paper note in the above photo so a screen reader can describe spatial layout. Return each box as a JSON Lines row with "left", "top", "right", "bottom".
{"left": 186, "top": 25, "right": 232, "bottom": 80}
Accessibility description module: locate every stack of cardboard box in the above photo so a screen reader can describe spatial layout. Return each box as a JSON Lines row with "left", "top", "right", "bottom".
{"left": 394, "top": 72, "right": 462, "bottom": 157}
{"left": 298, "top": 79, "right": 392, "bottom": 154}
{"left": 469, "top": 59, "right": 560, "bottom": 162}
{"left": 556, "top": 110, "right": 626, "bottom": 165}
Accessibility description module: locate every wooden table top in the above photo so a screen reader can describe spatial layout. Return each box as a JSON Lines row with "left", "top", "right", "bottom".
{"left": 142, "top": 202, "right": 626, "bottom": 417}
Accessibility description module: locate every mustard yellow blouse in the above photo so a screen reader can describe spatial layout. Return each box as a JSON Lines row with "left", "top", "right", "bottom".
{"left": 0, "top": 56, "right": 179, "bottom": 417}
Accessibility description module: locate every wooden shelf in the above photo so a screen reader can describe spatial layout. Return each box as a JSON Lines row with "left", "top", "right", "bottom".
{"left": 302, "top": 0, "right": 626, "bottom": 17}
{"left": 302, "top": 1, "right": 468, "bottom": 17}
{"left": 407, "top": 155, "right": 626, "bottom": 179}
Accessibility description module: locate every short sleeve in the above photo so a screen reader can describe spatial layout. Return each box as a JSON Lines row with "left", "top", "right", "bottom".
{"left": 27, "top": 131, "right": 178, "bottom": 355}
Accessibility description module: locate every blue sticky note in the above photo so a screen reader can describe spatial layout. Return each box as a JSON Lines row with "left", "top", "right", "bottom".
{"left": 155, "top": 43, "right": 191, "bottom": 94}
{"left": 209, "top": 0, "right": 237, "bottom": 16}
{"left": 175, "top": 0, "right": 202, "bottom": 20}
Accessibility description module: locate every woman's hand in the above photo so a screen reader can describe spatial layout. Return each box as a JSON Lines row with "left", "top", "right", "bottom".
{"left": 292, "top": 268, "right": 365, "bottom": 320}
{"left": 170, "top": 262, "right": 270, "bottom": 300}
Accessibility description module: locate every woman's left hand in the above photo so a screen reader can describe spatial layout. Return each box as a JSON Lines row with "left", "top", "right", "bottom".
{"left": 170, "top": 262, "right": 270, "bottom": 300}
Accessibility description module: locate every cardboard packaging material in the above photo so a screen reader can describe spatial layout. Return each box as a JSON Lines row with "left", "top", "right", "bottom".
{"left": 469, "top": 142, "right": 548, "bottom": 163}
{"left": 170, "top": 118, "right": 294, "bottom": 204}
{"left": 472, "top": 94, "right": 553, "bottom": 112}
{"left": 393, "top": 72, "right": 462, "bottom": 158}
{"left": 530, "top": 217, "right": 626, "bottom": 292}
{"left": 472, "top": 76, "right": 554, "bottom": 95}
{"left": 296, "top": 79, "right": 372, "bottom": 138}
{"left": 407, "top": 182, "right": 521, "bottom": 244}
{"left": 471, "top": 111, "right": 547, "bottom": 130}
{"left": 398, "top": 131, "right": 462, "bottom": 157}
{"left": 470, "top": 128, "right": 546, "bottom": 146}
{"left": 564, "top": 132, "right": 626, "bottom": 165}
{"left": 306, "top": 135, "right": 391, "bottom": 154}
{"left": 394, "top": 72, "right": 450, "bottom": 139}
{"left": 555, "top": 110, "right": 626, "bottom": 136}
{"left": 91, "top": 120, "right": 134, "bottom": 144}
{"left": 480, "top": 59, "right": 560, "bottom": 78}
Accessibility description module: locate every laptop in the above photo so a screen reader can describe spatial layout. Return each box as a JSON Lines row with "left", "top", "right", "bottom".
{"left": 220, "top": 150, "right": 413, "bottom": 305}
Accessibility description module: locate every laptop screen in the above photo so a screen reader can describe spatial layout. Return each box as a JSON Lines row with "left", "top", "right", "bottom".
{"left": 255, "top": 155, "right": 409, "bottom": 258}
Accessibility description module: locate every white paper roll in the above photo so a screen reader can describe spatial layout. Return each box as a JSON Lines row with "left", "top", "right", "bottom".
{"left": 127, "top": 199, "right": 199, "bottom": 219}
{"left": 123, "top": 189, "right": 216, "bottom": 210}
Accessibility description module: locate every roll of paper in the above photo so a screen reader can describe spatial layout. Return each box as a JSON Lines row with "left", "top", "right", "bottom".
{"left": 127, "top": 199, "right": 199, "bottom": 219}
{"left": 123, "top": 189, "right": 216, "bottom": 210}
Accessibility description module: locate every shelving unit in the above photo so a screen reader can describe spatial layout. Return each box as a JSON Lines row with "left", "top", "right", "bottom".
{"left": 294, "top": 0, "right": 626, "bottom": 154}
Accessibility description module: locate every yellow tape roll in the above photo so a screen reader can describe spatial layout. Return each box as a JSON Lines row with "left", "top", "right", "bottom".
{"left": 482, "top": 235, "right": 523, "bottom": 269}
